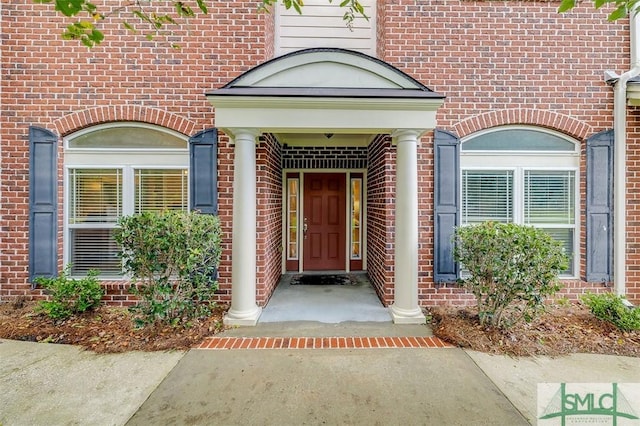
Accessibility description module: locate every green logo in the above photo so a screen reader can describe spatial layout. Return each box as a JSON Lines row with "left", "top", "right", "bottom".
{"left": 539, "top": 383, "right": 639, "bottom": 425}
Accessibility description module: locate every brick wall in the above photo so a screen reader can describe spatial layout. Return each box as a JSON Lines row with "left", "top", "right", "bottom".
{"left": 381, "top": 1, "right": 624, "bottom": 131}
{"left": 215, "top": 134, "right": 235, "bottom": 304}
{"left": 282, "top": 146, "right": 368, "bottom": 169}
{"left": 625, "top": 111, "right": 640, "bottom": 303}
{"left": 256, "top": 134, "right": 283, "bottom": 305}
{"left": 366, "top": 135, "right": 394, "bottom": 305}
{"left": 0, "top": 1, "right": 273, "bottom": 303}
{"left": 376, "top": 0, "right": 637, "bottom": 304}
{"left": 2, "top": 0, "right": 639, "bottom": 306}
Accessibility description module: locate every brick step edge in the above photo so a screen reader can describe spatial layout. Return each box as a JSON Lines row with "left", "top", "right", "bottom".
{"left": 197, "top": 336, "right": 454, "bottom": 350}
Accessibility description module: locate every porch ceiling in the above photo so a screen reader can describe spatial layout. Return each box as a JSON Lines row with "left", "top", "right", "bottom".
{"left": 205, "top": 48, "right": 445, "bottom": 136}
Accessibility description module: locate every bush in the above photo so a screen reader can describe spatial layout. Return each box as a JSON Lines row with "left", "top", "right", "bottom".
{"left": 114, "top": 210, "right": 222, "bottom": 328}
{"left": 581, "top": 292, "right": 640, "bottom": 331}
{"left": 35, "top": 266, "right": 104, "bottom": 320}
{"left": 454, "top": 222, "right": 568, "bottom": 328}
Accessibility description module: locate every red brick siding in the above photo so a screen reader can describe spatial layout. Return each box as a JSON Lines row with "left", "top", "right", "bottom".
{"left": 256, "top": 134, "right": 283, "bottom": 305}
{"left": 625, "top": 112, "right": 640, "bottom": 303}
{"left": 215, "top": 134, "right": 235, "bottom": 304}
{"left": 366, "top": 135, "right": 394, "bottom": 305}
{"left": 282, "top": 146, "right": 368, "bottom": 169}
{"left": 2, "top": 0, "right": 640, "bottom": 306}
{"left": 0, "top": 1, "right": 272, "bottom": 303}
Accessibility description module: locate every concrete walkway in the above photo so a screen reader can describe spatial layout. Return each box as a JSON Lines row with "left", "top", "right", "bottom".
{"left": 2, "top": 331, "right": 640, "bottom": 425}
{"left": 0, "top": 339, "right": 184, "bottom": 425}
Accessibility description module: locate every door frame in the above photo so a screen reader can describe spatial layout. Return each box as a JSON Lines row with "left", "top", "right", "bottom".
{"left": 282, "top": 169, "right": 367, "bottom": 274}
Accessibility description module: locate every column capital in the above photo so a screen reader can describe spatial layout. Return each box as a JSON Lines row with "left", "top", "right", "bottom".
{"left": 391, "top": 129, "right": 427, "bottom": 145}
{"left": 228, "top": 127, "right": 262, "bottom": 143}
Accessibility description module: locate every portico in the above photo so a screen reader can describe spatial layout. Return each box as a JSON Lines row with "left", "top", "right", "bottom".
{"left": 206, "top": 48, "right": 444, "bottom": 326}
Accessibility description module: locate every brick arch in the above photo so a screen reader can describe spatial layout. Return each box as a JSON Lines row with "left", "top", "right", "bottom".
{"left": 453, "top": 109, "right": 592, "bottom": 141}
{"left": 51, "top": 105, "right": 198, "bottom": 137}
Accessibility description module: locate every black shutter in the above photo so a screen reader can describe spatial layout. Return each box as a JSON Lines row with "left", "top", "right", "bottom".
{"left": 189, "top": 128, "right": 218, "bottom": 215}
{"left": 29, "top": 126, "right": 58, "bottom": 284}
{"left": 586, "top": 129, "right": 614, "bottom": 282}
{"left": 433, "top": 129, "right": 460, "bottom": 283}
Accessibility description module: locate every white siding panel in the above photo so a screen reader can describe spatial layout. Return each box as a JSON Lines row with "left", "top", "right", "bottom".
{"left": 275, "top": 0, "right": 376, "bottom": 57}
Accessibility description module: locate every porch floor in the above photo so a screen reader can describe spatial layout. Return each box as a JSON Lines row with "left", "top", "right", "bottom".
{"left": 258, "top": 272, "right": 392, "bottom": 324}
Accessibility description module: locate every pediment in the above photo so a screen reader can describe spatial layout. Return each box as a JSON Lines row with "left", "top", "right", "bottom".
{"left": 206, "top": 48, "right": 444, "bottom": 135}
{"left": 225, "top": 48, "right": 428, "bottom": 91}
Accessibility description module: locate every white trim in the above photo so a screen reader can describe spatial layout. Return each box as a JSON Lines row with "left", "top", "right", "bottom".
{"left": 63, "top": 153, "right": 189, "bottom": 278}
{"left": 209, "top": 97, "right": 440, "bottom": 135}
{"left": 240, "top": 51, "right": 411, "bottom": 91}
{"left": 282, "top": 169, "right": 367, "bottom": 273}
{"left": 459, "top": 164, "right": 580, "bottom": 279}
{"left": 460, "top": 125, "right": 581, "bottom": 154}
{"left": 274, "top": 133, "right": 373, "bottom": 147}
{"left": 64, "top": 122, "right": 188, "bottom": 152}
{"left": 285, "top": 177, "right": 300, "bottom": 261}
{"left": 349, "top": 175, "right": 364, "bottom": 261}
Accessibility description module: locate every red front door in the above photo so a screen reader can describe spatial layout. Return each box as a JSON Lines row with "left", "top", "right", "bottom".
{"left": 303, "top": 173, "right": 346, "bottom": 271}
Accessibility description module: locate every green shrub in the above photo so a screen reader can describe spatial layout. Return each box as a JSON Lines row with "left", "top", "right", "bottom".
{"left": 454, "top": 221, "right": 568, "bottom": 328}
{"left": 581, "top": 292, "right": 640, "bottom": 331}
{"left": 35, "top": 266, "right": 104, "bottom": 320}
{"left": 114, "top": 210, "right": 222, "bottom": 328}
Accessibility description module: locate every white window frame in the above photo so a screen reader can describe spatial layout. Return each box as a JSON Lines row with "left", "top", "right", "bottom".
{"left": 460, "top": 126, "right": 580, "bottom": 278}
{"left": 286, "top": 177, "right": 300, "bottom": 261}
{"left": 350, "top": 176, "right": 363, "bottom": 260}
{"left": 64, "top": 124, "right": 189, "bottom": 278}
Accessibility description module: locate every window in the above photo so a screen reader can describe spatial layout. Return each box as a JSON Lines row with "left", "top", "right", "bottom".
{"left": 287, "top": 178, "right": 299, "bottom": 260}
{"left": 461, "top": 127, "right": 579, "bottom": 276}
{"left": 65, "top": 124, "right": 189, "bottom": 276}
{"left": 350, "top": 177, "right": 362, "bottom": 259}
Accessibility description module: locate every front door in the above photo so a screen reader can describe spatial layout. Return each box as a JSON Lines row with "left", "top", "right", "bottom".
{"left": 303, "top": 173, "right": 346, "bottom": 271}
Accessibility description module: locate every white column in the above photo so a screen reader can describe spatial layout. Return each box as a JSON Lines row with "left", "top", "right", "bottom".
{"left": 389, "top": 129, "right": 426, "bottom": 324}
{"left": 224, "top": 128, "right": 262, "bottom": 326}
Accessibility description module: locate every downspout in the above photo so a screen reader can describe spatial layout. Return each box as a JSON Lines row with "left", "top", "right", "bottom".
{"left": 613, "top": 8, "right": 640, "bottom": 297}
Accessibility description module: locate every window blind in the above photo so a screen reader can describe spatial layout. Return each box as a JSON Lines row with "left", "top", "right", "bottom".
{"left": 70, "top": 228, "right": 121, "bottom": 275}
{"left": 524, "top": 171, "right": 575, "bottom": 225}
{"left": 134, "top": 169, "right": 188, "bottom": 213}
{"left": 69, "top": 169, "right": 122, "bottom": 224}
{"left": 462, "top": 170, "right": 514, "bottom": 224}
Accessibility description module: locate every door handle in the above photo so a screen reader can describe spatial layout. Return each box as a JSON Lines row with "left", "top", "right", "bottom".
{"left": 303, "top": 218, "right": 308, "bottom": 239}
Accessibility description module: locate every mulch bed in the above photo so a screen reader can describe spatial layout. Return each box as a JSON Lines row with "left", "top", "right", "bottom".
{"left": 0, "top": 299, "right": 227, "bottom": 353}
{"left": 2, "top": 298, "right": 639, "bottom": 357}
{"left": 430, "top": 304, "right": 640, "bottom": 357}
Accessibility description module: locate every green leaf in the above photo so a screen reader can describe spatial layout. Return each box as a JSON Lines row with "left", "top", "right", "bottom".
{"left": 122, "top": 22, "right": 137, "bottom": 33}
{"left": 175, "top": 2, "right": 195, "bottom": 17}
{"left": 195, "top": 0, "right": 208, "bottom": 14}
{"left": 89, "top": 28, "right": 104, "bottom": 44}
{"left": 557, "top": 0, "right": 576, "bottom": 13}
{"left": 55, "top": 0, "right": 84, "bottom": 16}
{"left": 608, "top": 5, "right": 628, "bottom": 20}
{"left": 293, "top": 0, "right": 302, "bottom": 14}
{"left": 133, "top": 10, "right": 153, "bottom": 24}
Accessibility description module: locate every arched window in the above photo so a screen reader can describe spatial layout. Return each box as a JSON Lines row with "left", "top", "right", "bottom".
{"left": 64, "top": 123, "right": 189, "bottom": 276}
{"left": 461, "top": 126, "right": 579, "bottom": 276}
